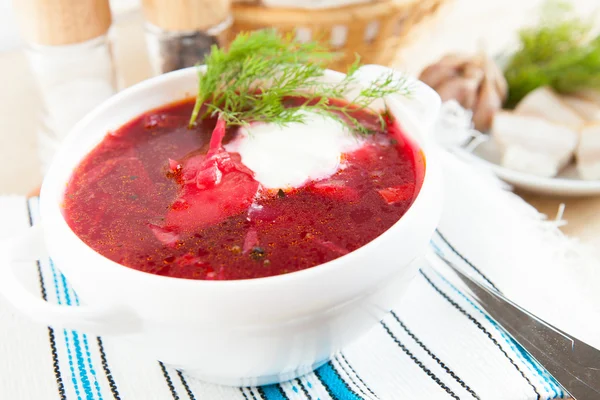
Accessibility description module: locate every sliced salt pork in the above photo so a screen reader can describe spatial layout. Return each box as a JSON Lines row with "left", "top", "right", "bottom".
{"left": 515, "top": 86, "right": 585, "bottom": 129}
{"left": 491, "top": 111, "right": 578, "bottom": 177}
{"left": 563, "top": 96, "right": 600, "bottom": 122}
{"left": 577, "top": 123, "right": 600, "bottom": 180}
{"left": 575, "top": 90, "right": 600, "bottom": 106}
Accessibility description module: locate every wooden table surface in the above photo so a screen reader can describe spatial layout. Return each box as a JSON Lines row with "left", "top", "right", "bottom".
{"left": 1, "top": 0, "right": 599, "bottom": 255}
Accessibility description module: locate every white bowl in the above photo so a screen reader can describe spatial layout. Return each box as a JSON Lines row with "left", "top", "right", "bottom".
{"left": 0, "top": 66, "right": 443, "bottom": 386}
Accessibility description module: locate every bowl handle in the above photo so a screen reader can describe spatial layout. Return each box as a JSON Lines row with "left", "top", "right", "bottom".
{"left": 354, "top": 65, "right": 442, "bottom": 133}
{"left": 0, "top": 223, "right": 141, "bottom": 336}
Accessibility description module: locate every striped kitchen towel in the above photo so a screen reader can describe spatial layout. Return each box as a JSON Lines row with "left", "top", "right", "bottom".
{"left": 1, "top": 151, "right": 598, "bottom": 400}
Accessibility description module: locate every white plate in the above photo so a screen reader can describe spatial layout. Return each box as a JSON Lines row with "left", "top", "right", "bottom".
{"left": 453, "top": 140, "right": 600, "bottom": 196}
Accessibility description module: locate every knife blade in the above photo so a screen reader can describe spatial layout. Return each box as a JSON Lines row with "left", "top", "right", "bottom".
{"left": 426, "top": 252, "right": 600, "bottom": 400}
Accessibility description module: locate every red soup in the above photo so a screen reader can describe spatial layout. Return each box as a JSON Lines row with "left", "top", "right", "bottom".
{"left": 63, "top": 98, "right": 425, "bottom": 280}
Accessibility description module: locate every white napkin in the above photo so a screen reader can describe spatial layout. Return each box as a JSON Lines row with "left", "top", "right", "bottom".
{"left": 1, "top": 151, "right": 598, "bottom": 400}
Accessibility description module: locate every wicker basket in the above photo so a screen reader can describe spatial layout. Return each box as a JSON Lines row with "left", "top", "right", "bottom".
{"left": 231, "top": 0, "right": 449, "bottom": 71}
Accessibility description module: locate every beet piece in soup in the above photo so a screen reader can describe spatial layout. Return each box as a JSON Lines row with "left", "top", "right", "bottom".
{"left": 164, "top": 118, "right": 260, "bottom": 231}
{"left": 63, "top": 97, "right": 424, "bottom": 280}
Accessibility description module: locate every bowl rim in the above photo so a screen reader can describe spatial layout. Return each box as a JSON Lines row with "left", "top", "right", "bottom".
{"left": 40, "top": 66, "right": 440, "bottom": 288}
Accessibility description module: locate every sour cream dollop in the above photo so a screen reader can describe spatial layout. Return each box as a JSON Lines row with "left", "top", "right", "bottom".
{"left": 224, "top": 111, "right": 365, "bottom": 189}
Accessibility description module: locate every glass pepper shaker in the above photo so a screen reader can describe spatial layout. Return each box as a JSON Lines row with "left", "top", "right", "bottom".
{"left": 141, "top": 0, "right": 233, "bottom": 75}
{"left": 14, "top": 0, "right": 117, "bottom": 174}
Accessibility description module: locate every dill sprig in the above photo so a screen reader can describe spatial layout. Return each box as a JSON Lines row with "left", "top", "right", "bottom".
{"left": 504, "top": 0, "right": 600, "bottom": 107}
{"left": 189, "top": 30, "right": 412, "bottom": 135}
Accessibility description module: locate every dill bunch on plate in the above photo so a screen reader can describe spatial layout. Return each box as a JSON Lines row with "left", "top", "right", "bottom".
{"left": 504, "top": 0, "right": 600, "bottom": 108}
{"left": 189, "top": 30, "right": 412, "bottom": 135}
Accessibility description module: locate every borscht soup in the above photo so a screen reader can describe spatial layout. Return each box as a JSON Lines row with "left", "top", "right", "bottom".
{"left": 61, "top": 30, "right": 426, "bottom": 281}
{"left": 63, "top": 97, "right": 424, "bottom": 281}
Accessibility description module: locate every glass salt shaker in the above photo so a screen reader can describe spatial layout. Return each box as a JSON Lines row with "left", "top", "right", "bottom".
{"left": 141, "top": 0, "right": 233, "bottom": 75}
{"left": 14, "top": 0, "right": 117, "bottom": 174}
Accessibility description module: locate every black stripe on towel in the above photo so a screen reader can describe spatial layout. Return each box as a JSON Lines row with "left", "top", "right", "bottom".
{"left": 240, "top": 388, "right": 250, "bottom": 400}
{"left": 277, "top": 386, "right": 289, "bottom": 400}
{"left": 435, "top": 230, "right": 500, "bottom": 292}
{"left": 338, "top": 353, "right": 379, "bottom": 399}
{"left": 296, "top": 378, "right": 313, "bottom": 400}
{"left": 419, "top": 270, "right": 541, "bottom": 400}
{"left": 248, "top": 387, "right": 259, "bottom": 400}
{"left": 159, "top": 362, "right": 180, "bottom": 400}
{"left": 256, "top": 387, "right": 267, "bottom": 400}
{"left": 279, "top": 385, "right": 290, "bottom": 400}
{"left": 97, "top": 337, "right": 121, "bottom": 400}
{"left": 46, "top": 327, "right": 67, "bottom": 400}
{"left": 334, "top": 355, "right": 378, "bottom": 399}
{"left": 330, "top": 359, "right": 373, "bottom": 399}
{"left": 381, "top": 321, "right": 460, "bottom": 400}
{"left": 390, "top": 311, "right": 480, "bottom": 400}
{"left": 313, "top": 369, "right": 342, "bottom": 400}
{"left": 327, "top": 361, "right": 364, "bottom": 399}
{"left": 257, "top": 386, "right": 289, "bottom": 400}
{"left": 176, "top": 370, "right": 197, "bottom": 400}
{"left": 27, "top": 201, "right": 67, "bottom": 400}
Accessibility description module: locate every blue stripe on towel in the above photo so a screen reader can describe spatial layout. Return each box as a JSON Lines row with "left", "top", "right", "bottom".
{"left": 70, "top": 278, "right": 104, "bottom": 399}
{"left": 27, "top": 199, "right": 67, "bottom": 400}
{"left": 57, "top": 269, "right": 103, "bottom": 400}
{"left": 258, "top": 385, "right": 289, "bottom": 400}
{"left": 30, "top": 196, "right": 104, "bottom": 400}
{"left": 332, "top": 356, "right": 377, "bottom": 400}
{"left": 48, "top": 255, "right": 83, "bottom": 400}
{"left": 294, "top": 378, "right": 314, "bottom": 399}
{"left": 314, "top": 362, "right": 363, "bottom": 400}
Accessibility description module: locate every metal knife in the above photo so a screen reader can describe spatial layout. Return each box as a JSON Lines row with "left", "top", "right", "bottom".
{"left": 427, "top": 252, "right": 600, "bottom": 400}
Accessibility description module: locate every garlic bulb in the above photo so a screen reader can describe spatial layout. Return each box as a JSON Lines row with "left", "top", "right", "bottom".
{"left": 419, "top": 53, "right": 508, "bottom": 132}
